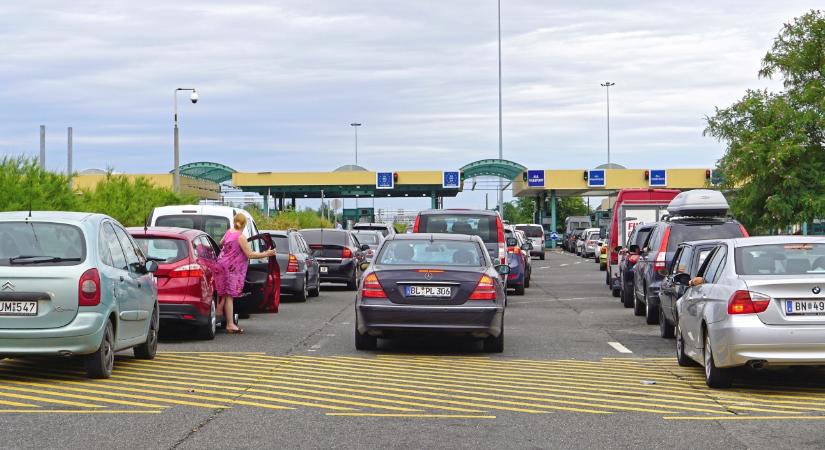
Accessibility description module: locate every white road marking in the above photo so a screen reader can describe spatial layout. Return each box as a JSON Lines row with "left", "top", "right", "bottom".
{"left": 608, "top": 341, "right": 633, "bottom": 354}
{"left": 574, "top": 262, "right": 581, "bottom": 265}
{"left": 560, "top": 264, "right": 569, "bottom": 267}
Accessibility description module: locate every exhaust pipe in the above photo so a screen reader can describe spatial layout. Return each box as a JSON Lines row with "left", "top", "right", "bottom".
{"left": 748, "top": 360, "right": 767, "bottom": 370}
{"left": 58, "top": 350, "right": 73, "bottom": 357}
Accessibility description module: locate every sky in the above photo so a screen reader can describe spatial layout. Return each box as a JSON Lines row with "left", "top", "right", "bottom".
{"left": 0, "top": 1, "right": 819, "bottom": 210}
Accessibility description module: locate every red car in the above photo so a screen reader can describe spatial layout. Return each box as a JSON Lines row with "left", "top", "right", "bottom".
{"left": 128, "top": 227, "right": 224, "bottom": 340}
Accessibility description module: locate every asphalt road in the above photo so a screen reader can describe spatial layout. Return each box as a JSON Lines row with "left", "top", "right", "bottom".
{"left": 1, "top": 250, "right": 824, "bottom": 449}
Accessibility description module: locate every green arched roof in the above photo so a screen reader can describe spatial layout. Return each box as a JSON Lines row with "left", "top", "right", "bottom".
{"left": 460, "top": 159, "right": 527, "bottom": 181}
{"left": 175, "top": 162, "right": 237, "bottom": 183}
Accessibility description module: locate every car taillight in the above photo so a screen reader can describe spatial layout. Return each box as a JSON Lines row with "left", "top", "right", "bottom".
{"left": 413, "top": 215, "right": 421, "bottom": 233}
{"left": 287, "top": 254, "right": 299, "bottom": 272}
{"left": 469, "top": 274, "right": 497, "bottom": 300}
{"left": 342, "top": 247, "right": 353, "bottom": 258}
{"left": 170, "top": 264, "right": 205, "bottom": 278}
{"left": 652, "top": 227, "right": 671, "bottom": 275}
{"left": 507, "top": 246, "right": 518, "bottom": 254}
{"left": 496, "top": 217, "right": 506, "bottom": 264}
{"left": 728, "top": 290, "right": 771, "bottom": 315}
{"left": 362, "top": 273, "right": 387, "bottom": 299}
{"left": 739, "top": 224, "right": 749, "bottom": 237}
{"left": 78, "top": 268, "right": 101, "bottom": 307}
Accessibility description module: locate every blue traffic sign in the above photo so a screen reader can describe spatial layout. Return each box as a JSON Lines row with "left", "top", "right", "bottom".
{"left": 527, "top": 170, "right": 545, "bottom": 188}
{"left": 649, "top": 169, "right": 667, "bottom": 187}
{"left": 550, "top": 231, "right": 559, "bottom": 241}
{"left": 443, "top": 171, "right": 460, "bottom": 189}
{"left": 588, "top": 170, "right": 606, "bottom": 187}
{"left": 376, "top": 172, "right": 394, "bottom": 190}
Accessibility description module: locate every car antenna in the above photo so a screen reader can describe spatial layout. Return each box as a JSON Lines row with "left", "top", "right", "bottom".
{"left": 143, "top": 215, "right": 149, "bottom": 234}
{"left": 27, "top": 174, "right": 33, "bottom": 220}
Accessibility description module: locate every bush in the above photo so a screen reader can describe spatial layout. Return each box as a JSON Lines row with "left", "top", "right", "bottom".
{"left": 246, "top": 206, "right": 332, "bottom": 231}
{"left": 0, "top": 156, "right": 78, "bottom": 212}
{"left": 77, "top": 174, "right": 197, "bottom": 226}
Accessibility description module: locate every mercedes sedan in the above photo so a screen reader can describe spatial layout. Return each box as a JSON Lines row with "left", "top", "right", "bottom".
{"left": 676, "top": 236, "right": 825, "bottom": 388}
{"left": 355, "top": 233, "right": 510, "bottom": 353}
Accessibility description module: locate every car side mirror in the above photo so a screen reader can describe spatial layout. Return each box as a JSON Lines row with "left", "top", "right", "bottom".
{"left": 360, "top": 244, "right": 371, "bottom": 251}
{"left": 145, "top": 260, "right": 158, "bottom": 274}
{"left": 496, "top": 264, "right": 511, "bottom": 275}
{"left": 506, "top": 237, "right": 518, "bottom": 247}
{"left": 689, "top": 276, "right": 705, "bottom": 287}
{"left": 521, "top": 243, "right": 533, "bottom": 251}
{"left": 359, "top": 262, "right": 370, "bottom": 271}
{"left": 673, "top": 272, "right": 691, "bottom": 286}
{"left": 628, "top": 244, "right": 640, "bottom": 254}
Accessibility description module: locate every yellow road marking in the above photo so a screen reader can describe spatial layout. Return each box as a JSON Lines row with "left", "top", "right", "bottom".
{"left": 326, "top": 413, "right": 497, "bottom": 419}
{"left": 0, "top": 381, "right": 166, "bottom": 409}
{"left": 0, "top": 409, "right": 162, "bottom": 414}
{"left": 665, "top": 415, "right": 825, "bottom": 421}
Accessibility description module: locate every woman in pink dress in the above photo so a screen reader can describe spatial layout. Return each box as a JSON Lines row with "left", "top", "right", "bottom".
{"left": 215, "top": 213, "right": 275, "bottom": 334}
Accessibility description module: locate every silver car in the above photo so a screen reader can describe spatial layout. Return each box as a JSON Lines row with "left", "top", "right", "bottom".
{"left": 676, "top": 236, "right": 825, "bottom": 388}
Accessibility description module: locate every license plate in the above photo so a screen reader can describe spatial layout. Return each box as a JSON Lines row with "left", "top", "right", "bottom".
{"left": 0, "top": 301, "right": 38, "bottom": 316}
{"left": 404, "top": 286, "right": 452, "bottom": 297}
{"left": 320, "top": 266, "right": 328, "bottom": 273}
{"left": 785, "top": 300, "right": 825, "bottom": 316}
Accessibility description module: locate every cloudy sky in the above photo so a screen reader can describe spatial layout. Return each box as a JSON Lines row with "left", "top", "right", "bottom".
{"left": 0, "top": 1, "right": 818, "bottom": 209}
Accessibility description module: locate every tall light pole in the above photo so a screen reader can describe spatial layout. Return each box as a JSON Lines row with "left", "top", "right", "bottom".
{"left": 350, "top": 122, "right": 361, "bottom": 166}
{"left": 173, "top": 88, "right": 199, "bottom": 193}
{"left": 600, "top": 82, "right": 615, "bottom": 166}
{"left": 497, "top": 0, "right": 504, "bottom": 217}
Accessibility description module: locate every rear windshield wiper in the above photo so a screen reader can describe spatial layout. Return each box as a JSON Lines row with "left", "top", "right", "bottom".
{"left": 145, "top": 256, "right": 166, "bottom": 262}
{"left": 8, "top": 255, "right": 82, "bottom": 264}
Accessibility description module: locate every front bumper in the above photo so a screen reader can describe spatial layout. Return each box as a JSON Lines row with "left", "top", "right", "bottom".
{"left": 709, "top": 315, "right": 825, "bottom": 368}
{"left": 0, "top": 311, "right": 107, "bottom": 355}
{"left": 357, "top": 303, "right": 504, "bottom": 337}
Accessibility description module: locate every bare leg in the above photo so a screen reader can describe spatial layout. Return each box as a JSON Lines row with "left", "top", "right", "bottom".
{"left": 224, "top": 296, "right": 239, "bottom": 331}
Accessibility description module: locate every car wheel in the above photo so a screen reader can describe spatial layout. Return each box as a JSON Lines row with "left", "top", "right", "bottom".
{"left": 621, "top": 285, "right": 634, "bottom": 308}
{"left": 645, "top": 291, "right": 660, "bottom": 325}
{"left": 704, "top": 333, "right": 733, "bottom": 388}
{"left": 539, "top": 253, "right": 545, "bottom": 260}
{"left": 483, "top": 326, "right": 504, "bottom": 353}
{"left": 346, "top": 271, "right": 358, "bottom": 291}
{"left": 676, "top": 324, "right": 696, "bottom": 367}
{"left": 524, "top": 273, "right": 530, "bottom": 289}
{"left": 354, "top": 325, "right": 377, "bottom": 351}
{"left": 84, "top": 320, "right": 114, "bottom": 379}
{"left": 659, "top": 306, "right": 674, "bottom": 338}
{"left": 514, "top": 283, "right": 525, "bottom": 296}
{"left": 633, "top": 289, "right": 645, "bottom": 316}
{"left": 308, "top": 275, "right": 320, "bottom": 297}
{"left": 134, "top": 305, "right": 159, "bottom": 360}
{"left": 198, "top": 299, "right": 217, "bottom": 340}
{"left": 611, "top": 288, "right": 620, "bottom": 298}
{"left": 294, "top": 276, "right": 308, "bottom": 302}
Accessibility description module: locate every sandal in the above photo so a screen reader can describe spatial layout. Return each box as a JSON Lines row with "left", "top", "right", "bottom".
{"left": 227, "top": 328, "right": 244, "bottom": 334}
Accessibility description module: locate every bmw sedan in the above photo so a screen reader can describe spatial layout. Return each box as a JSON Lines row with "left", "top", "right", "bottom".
{"left": 676, "top": 236, "right": 825, "bottom": 388}
{"left": 355, "top": 233, "right": 510, "bottom": 353}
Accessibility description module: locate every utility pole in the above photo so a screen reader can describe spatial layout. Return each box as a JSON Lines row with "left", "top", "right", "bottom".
{"left": 39, "top": 125, "right": 46, "bottom": 170}
{"left": 497, "top": 0, "right": 504, "bottom": 218}
{"left": 600, "top": 82, "right": 615, "bottom": 166}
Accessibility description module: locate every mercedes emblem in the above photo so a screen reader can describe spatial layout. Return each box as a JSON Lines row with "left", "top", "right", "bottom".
{"left": 424, "top": 272, "right": 432, "bottom": 280}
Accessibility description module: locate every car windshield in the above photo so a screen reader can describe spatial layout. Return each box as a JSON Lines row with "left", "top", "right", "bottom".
{"left": 667, "top": 222, "right": 744, "bottom": 252}
{"left": 417, "top": 214, "right": 497, "bottom": 243}
{"left": 301, "top": 229, "right": 348, "bottom": 246}
{"left": 736, "top": 243, "right": 825, "bottom": 275}
{"left": 354, "top": 225, "right": 389, "bottom": 236}
{"left": 376, "top": 240, "right": 484, "bottom": 266}
{"left": 155, "top": 215, "right": 230, "bottom": 242}
{"left": 133, "top": 237, "right": 188, "bottom": 264}
{"left": 353, "top": 232, "right": 381, "bottom": 245}
{"left": 0, "top": 222, "right": 86, "bottom": 266}
{"left": 516, "top": 225, "right": 543, "bottom": 238}
{"left": 267, "top": 236, "right": 289, "bottom": 251}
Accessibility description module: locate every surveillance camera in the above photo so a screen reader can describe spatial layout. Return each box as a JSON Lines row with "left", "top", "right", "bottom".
{"left": 190, "top": 91, "right": 199, "bottom": 104}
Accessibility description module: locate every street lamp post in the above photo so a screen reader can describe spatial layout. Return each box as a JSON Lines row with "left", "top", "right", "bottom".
{"left": 497, "top": 0, "right": 504, "bottom": 217}
{"left": 173, "top": 88, "right": 199, "bottom": 193}
{"left": 600, "top": 82, "right": 615, "bottom": 166}
{"left": 350, "top": 123, "right": 361, "bottom": 166}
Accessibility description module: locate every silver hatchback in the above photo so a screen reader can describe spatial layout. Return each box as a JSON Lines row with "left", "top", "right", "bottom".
{"left": 676, "top": 236, "right": 825, "bottom": 387}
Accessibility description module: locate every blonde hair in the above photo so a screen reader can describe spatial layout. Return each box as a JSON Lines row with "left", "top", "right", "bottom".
{"left": 233, "top": 213, "right": 247, "bottom": 231}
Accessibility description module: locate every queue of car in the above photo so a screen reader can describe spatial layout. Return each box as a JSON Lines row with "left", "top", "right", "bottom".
{"left": 565, "top": 188, "right": 825, "bottom": 388}
{"left": 0, "top": 204, "right": 384, "bottom": 379}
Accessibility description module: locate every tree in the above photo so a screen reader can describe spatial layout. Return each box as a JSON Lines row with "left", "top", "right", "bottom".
{"left": 556, "top": 197, "right": 589, "bottom": 222}
{"left": 705, "top": 10, "right": 825, "bottom": 233}
{"left": 0, "top": 156, "right": 78, "bottom": 212}
{"left": 502, "top": 197, "right": 535, "bottom": 223}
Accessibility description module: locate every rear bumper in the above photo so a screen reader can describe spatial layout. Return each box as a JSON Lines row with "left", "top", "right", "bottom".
{"left": 0, "top": 311, "right": 107, "bottom": 355}
{"left": 357, "top": 304, "right": 504, "bottom": 337}
{"left": 319, "top": 261, "right": 356, "bottom": 282}
{"left": 159, "top": 302, "right": 210, "bottom": 326}
{"left": 279, "top": 272, "right": 305, "bottom": 294}
{"left": 710, "top": 315, "right": 825, "bottom": 368}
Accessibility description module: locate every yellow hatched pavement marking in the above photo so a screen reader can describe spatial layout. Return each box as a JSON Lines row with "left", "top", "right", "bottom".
{"left": 346, "top": 356, "right": 816, "bottom": 414}
{"left": 0, "top": 409, "right": 162, "bottom": 414}
{"left": 665, "top": 415, "right": 825, "bottom": 421}
{"left": 117, "top": 360, "right": 479, "bottom": 413}
{"left": 326, "top": 413, "right": 497, "bottom": 419}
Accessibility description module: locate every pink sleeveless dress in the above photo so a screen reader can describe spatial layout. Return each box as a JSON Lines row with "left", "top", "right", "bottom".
{"left": 215, "top": 230, "right": 248, "bottom": 297}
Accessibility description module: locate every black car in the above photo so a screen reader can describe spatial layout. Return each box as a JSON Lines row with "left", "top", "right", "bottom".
{"left": 264, "top": 230, "right": 321, "bottom": 302}
{"left": 301, "top": 228, "right": 368, "bottom": 290}
{"left": 632, "top": 217, "right": 747, "bottom": 324}
{"left": 355, "top": 233, "right": 510, "bottom": 352}
{"left": 657, "top": 240, "right": 721, "bottom": 338}
{"left": 618, "top": 224, "right": 655, "bottom": 308}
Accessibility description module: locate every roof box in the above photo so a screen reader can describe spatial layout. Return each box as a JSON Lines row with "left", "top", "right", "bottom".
{"left": 667, "top": 189, "right": 729, "bottom": 217}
